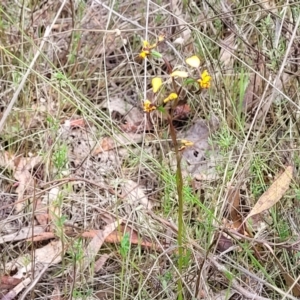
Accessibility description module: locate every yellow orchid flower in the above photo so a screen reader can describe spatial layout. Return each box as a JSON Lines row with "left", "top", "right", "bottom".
{"left": 143, "top": 100, "right": 156, "bottom": 112}
{"left": 179, "top": 139, "right": 194, "bottom": 151}
{"left": 139, "top": 40, "right": 159, "bottom": 59}
{"left": 198, "top": 70, "right": 212, "bottom": 89}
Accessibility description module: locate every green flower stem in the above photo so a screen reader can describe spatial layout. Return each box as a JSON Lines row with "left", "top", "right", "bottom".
{"left": 163, "top": 57, "right": 185, "bottom": 299}
{"left": 168, "top": 113, "right": 184, "bottom": 300}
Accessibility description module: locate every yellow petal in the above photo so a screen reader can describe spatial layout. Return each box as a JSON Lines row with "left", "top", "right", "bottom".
{"left": 149, "top": 42, "right": 157, "bottom": 49}
{"left": 181, "top": 139, "right": 194, "bottom": 146}
{"left": 170, "top": 70, "right": 188, "bottom": 78}
{"left": 186, "top": 56, "right": 200, "bottom": 68}
{"left": 163, "top": 96, "right": 170, "bottom": 103}
{"left": 163, "top": 93, "right": 178, "bottom": 103}
{"left": 163, "top": 97, "right": 169, "bottom": 103}
{"left": 142, "top": 40, "right": 150, "bottom": 48}
{"left": 152, "top": 77, "right": 163, "bottom": 93}
{"left": 198, "top": 70, "right": 212, "bottom": 89}
{"left": 158, "top": 35, "right": 165, "bottom": 42}
{"left": 139, "top": 51, "right": 147, "bottom": 59}
{"left": 201, "top": 70, "right": 210, "bottom": 79}
{"left": 169, "top": 93, "right": 178, "bottom": 100}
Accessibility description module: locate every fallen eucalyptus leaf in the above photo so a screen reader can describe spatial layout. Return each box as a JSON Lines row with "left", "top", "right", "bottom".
{"left": 246, "top": 165, "right": 293, "bottom": 220}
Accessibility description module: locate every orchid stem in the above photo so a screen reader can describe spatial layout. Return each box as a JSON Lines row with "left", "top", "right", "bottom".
{"left": 168, "top": 112, "right": 184, "bottom": 300}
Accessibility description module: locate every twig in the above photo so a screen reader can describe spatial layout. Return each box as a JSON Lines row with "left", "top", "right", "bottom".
{"left": 18, "top": 264, "right": 49, "bottom": 300}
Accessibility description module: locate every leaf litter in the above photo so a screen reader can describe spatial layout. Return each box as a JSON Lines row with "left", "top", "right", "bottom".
{"left": 1, "top": 1, "right": 300, "bottom": 299}
{"left": 1, "top": 240, "right": 63, "bottom": 300}
{"left": 0, "top": 152, "right": 42, "bottom": 213}
{"left": 0, "top": 115, "right": 165, "bottom": 297}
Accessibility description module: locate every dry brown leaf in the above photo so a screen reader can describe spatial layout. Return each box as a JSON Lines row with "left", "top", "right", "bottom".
{"left": 121, "top": 179, "right": 153, "bottom": 209}
{"left": 80, "top": 220, "right": 122, "bottom": 275}
{"left": 1, "top": 278, "right": 31, "bottom": 300}
{"left": 219, "top": 33, "right": 237, "bottom": 68}
{"left": 0, "top": 276, "right": 22, "bottom": 290}
{"left": 68, "top": 118, "right": 86, "bottom": 128}
{"left": 47, "top": 187, "right": 62, "bottom": 231}
{"left": 226, "top": 186, "right": 250, "bottom": 235}
{"left": 102, "top": 97, "right": 150, "bottom": 133}
{"left": 34, "top": 199, "right": 49, "bottom": 226}
{"left": 62, "top": 118, "right": 87, "bottom": 129}
{"left": 81, "top": 224, "right": 162, "bottom": 251}
{"left": 282, "top": 272, "right": 300, "bottom": 297}
{"left": 246, "top": 166, "right": 293, "bottom": 221}
{"left": 93, "top": 133, "right": 144, "bottom": 155}
{"left": 13, "top": 155, "right": 42, "bottom": 212}
{"left": 119, "top": 107, "right": 153, "bottom": 133}
{"left": 0, "top": 151, "right": 15, "bottom": 170}
{"left": 93, "top": 136, "right": 116, "bottom": 154}
{"left": 119, "top": 120, "right": 153, "bottom": 133}
{"left": 34, "top": 240, "right": 63, "bottom": 265}
{"left": 94, "top": 253, "right": 112, "bottom": 273}
{"left": 104, "top": 225, "right": 161, "bottom": 251}
{"left": 35, "top": 187, "right": 61, "bottom": 227}
{"left": 0, "top": 226, "right": 45, "bottom": 244}
{"left": 243, "top": 58, "right": 265, "bottom": 113}
{"left": 31, "top": 224, "right": 162, "bottom": 251}
{"left": 227, "top": 186, "right": 242, "bottom": 228}
{"left": 3, "top": 241, "right": 63, "bottom": 299}
{"left": 4, "top": 240, "right": 63, "bottom": 277}
{"left": 29, "top": 232, "right": 56, "bottom": 242}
